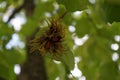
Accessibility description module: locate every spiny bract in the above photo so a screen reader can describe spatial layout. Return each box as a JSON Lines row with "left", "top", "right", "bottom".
{"left": 30, "top": 18, "right": 67, "bottom": 56}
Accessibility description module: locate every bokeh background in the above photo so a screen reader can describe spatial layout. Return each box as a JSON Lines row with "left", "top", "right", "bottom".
{"left": 0, "top": 0, "right": 120, "bottom": 80}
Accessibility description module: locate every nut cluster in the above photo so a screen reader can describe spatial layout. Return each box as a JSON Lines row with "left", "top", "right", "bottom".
{"left": 30, "top": 19, "right": 66, "bottom": 56}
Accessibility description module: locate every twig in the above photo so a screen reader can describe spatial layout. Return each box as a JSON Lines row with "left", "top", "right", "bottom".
{"left": 57, "top": 11, "right": 68, "bottom": 21}
{"left": 7, "top": 4, "right": 24, "bottom": 23}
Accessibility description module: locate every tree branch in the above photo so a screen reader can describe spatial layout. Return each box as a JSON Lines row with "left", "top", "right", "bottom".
{"left": 18, "top": 27, "right": 48, "bottom": 80}
{"left": 7, "top": 4, "right": 24, "bottom": 23}
{"left": 7, "top": 0, "right": 35, "bottom": 23}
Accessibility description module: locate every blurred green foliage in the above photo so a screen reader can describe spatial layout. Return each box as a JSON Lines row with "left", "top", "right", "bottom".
{"left": 0, "top": 0, "right": 120, "bottom": 80}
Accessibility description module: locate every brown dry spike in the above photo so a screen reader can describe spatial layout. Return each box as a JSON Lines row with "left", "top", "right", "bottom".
{"left": 30, "top": 14, "right": 67, "bottom": 56}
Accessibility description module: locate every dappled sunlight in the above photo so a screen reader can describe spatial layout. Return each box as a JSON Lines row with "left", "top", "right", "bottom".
{"left": 89, "top": 0, "right": 96, "bottom": 4}
{"left": 112, "top": 52, "right": 119, "bottom": 62}
{"left": 45, "top": 12, "right": 52, "bottom": 17}
{"left": 69, "top": 25, "right": 76, "bottom": 33}
{"left": 119, "top": 65, "right": 120, "bottom": 71}
{"left": 0, "top": 1, "right": 6, "bottom": 8}
{"left": 72, "top": 11, "right": 83, "bottom": 19}
{"left": 1, "top": 0, "right": 120, "bottom": 80}
{"left": 74, "top": 35, "right": 89, "bottom": 46}
{"left": 70, "top": 57, "right": 86, "bottom": 80}
{"left": 71, "top": 64, "right": 82, "bottom": 77}
{"left": 55, "top": 77, "right": 60, "bottom": 80}
{"left": 114, "top": 35, "right": 120, "bottom": 42}
{"left": 6, "top": 33, "right": 25, "bottom": 49}
{"left": 2, "top": 5, "right": 14, "bottom": 22}
{"left": 111, "top": 43, "right": 119, "bottom": 51}
{"left": 53, "top": 60, "right": 61, "bottom": 64}
{"left": 9, "top": 13, "right": 26, "bottom": 31}
{"left": 14, "top": 64, "right": 21, "bottom": 75}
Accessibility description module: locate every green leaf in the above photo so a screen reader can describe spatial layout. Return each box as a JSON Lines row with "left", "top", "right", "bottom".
{"left": 77, "top": 36, "right": 114, "bottom": 80}
{"left": 46, "top": 48, "right": 75, "bottom": 73}
{"left": 61, "top": 50, "right": 74, "bottom": 71}
{"left": 111, "top": 22, "right": 120, "bottom": 35}
{"left": 103, "top": 2, "right": 120, "bottom": 23}
{"left": 99, "top": 61, "right": 118, "bottom": 80}
{"left": 75, "top": 11, "right": 93, "bottom": 37}
{"left": 33, "top": 0, "right": 54, "bottom": 18}
{"left": 56, "top": 0, "right": 90, "bottom": 11}
{"left": 97, "top": 22, "right": 120, "bottom": 40}
{"left": 44, "top": 46, "right": 74, "bottom": 73}
{"left": 0, "top": 48, "right": 26, "bottom": 80}
{"left": 0, "top": 63, "right": 9, "bottom": 80}
{"left": 1, "top": 49, "right": 25, "bottom": 65}
{"left": 0, "top": 55, "right": 15, "bottom": 80}
{"left": 95, "top": 22, "right": 120, "bottom": 41}
{"left": 55, "top": 50, "right": 74, "bottom": 72}
{"left": 20, "top": 0, "right": 54, "bottom": 36}
{"left": 0, "top": 23, "right": 14, "bottom": 38}
{"left": 105, "top": 0, "right": 120, "bottom": 5}
{"left": 45, "top": 58, "right": 59, "bottom": 80}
